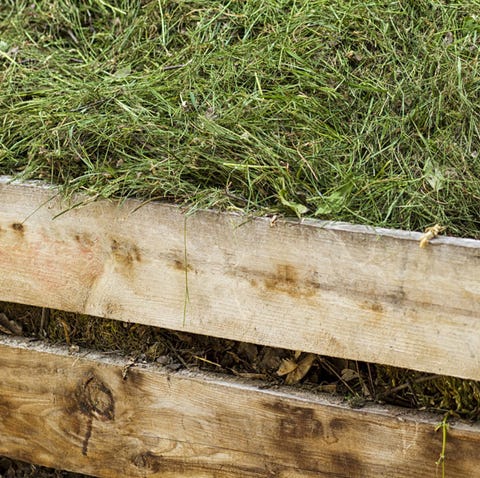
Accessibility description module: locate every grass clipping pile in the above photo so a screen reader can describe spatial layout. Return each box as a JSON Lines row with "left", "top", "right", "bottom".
{"left": 2, "top": 301, "right": 480, "bottom": 422}
{"left": 1, "top": 1, "right": 480, "bottom": 237}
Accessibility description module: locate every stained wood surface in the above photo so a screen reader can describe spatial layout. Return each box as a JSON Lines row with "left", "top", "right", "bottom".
{"left": 0, "top": 177, "right": 479, "bottom": 379}
{"left": 1, "top": 336, "right": 480, "bottom": 478}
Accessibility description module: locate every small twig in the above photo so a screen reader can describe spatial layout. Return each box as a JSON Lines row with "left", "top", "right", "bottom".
{"left": 40, "top": 307, "right": 50, "bottom": 337}
{"left": 163, "top": 59, "right": 192, "bottom": 71}
{"left": 0, "top": 313, "right": 23, "bottom": 336}
{"left": 193, "top": 356, "right": 223, "bottom": 368}
{"left": 224, "top": 187, "right": 249, "bottom": 204}
{"left": 58, "top": 318, "right": 71, "bottom": 346}
{"left": 366, "top": 362, "right": 375, "bottom": 397}
{"left": 378, "top": 374, "right": 440, "bottom": 399}
{"left": 321, "top": 358, "right": 358, "bottom": 397}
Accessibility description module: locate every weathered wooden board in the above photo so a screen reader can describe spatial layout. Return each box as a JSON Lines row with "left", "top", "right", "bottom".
{"left": 0, "top": 177, "right": 479, "bottom": 379}
{"left": 1, "top": 336, "right": 479, "bottom": 478}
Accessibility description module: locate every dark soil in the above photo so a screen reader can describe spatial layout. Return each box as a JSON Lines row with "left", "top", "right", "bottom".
{"left": 2, "top": 301, "right": 480, "bottom": 418}
{"left": 0, "top": 457, "right": 89, "bottom": 478}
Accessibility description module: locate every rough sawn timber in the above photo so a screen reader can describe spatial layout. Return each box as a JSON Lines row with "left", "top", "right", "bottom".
{"left": 1, "top": 336, "right": 480, "bottom": 478}
{"left": 0, "top": 177, "right": 479, "bottom": 379}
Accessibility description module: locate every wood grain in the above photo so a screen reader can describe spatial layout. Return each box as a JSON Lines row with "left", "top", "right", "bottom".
{"left": 1, "top": 336, "right": 480, "bottom": 478}
{"left": 0, "top": 177, "right": 479, "bottom": 378}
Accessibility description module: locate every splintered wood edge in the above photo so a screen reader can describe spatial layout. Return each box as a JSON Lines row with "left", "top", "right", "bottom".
{"left": 0, "top": 177, "right": 480, "bottom": 380}
{"left": 1, "top": 336, "right": 480, "bottom": 478}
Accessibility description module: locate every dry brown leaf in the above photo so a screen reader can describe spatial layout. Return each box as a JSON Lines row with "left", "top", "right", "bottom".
{"left": 0, "top": 313, "right": 23, "bottom": 336}
{"left": 285, "top": 354, "right": 316, "bottom": 385}
{"left": 277, "top": 358, "right": 298, "bottom": 376}
{"left": 341, "top": 368, "right": 359, "bottom": 382}
{"left": 294, "top": 350, "right": 302, "bottom": 360}
{"left": 237, "top": 342, "right": 258, "bottom": 362}
{"left": 258, "top": 347, "right": 282, "bottom": 370}
{"left": 362, "top": 382, "right": 372, "bottom": 398}
{"left": 318, "top": 383, "right": 337, "bottom": 393}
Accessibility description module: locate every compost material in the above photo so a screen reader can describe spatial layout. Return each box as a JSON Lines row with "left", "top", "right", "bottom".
{"left": 0, "top": 456, "right": 89, "bottom": 478}
{"left": 2, "top": 301, "right": 479, "bottom": 421}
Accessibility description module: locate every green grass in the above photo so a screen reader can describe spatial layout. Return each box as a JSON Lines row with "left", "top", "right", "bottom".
{"left": 1, "top": 1, "right": 480, "bottom": 236}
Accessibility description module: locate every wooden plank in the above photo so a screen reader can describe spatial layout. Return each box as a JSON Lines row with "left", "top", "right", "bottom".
{"left": 0, "top": 177, "right": 479, "bottom": 379}
{"left": 1, "top": 336, "right": 479, "bottom": 478}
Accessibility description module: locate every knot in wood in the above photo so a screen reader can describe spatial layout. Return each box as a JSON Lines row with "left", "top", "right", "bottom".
{"left": 77, "top": 374, "right": 115, "bottom": 421}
